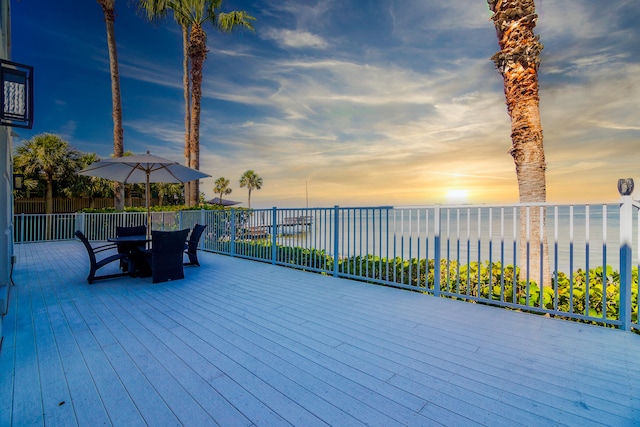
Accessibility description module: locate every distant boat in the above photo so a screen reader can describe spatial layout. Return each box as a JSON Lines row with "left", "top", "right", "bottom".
{"left": 207, "top": 197, "right": 242, "bottom": 207}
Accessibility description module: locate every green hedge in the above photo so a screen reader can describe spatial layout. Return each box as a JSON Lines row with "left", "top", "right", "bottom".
{"left": 227, "top": 240, "right": 638, "bottom": 324}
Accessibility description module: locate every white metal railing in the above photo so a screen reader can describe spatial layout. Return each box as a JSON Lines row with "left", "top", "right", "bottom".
{"left": 13, "top": 197, "right": 150, "bottom": 214}
{"left": 13, "top": 200, "right": 640, "bottom": 332}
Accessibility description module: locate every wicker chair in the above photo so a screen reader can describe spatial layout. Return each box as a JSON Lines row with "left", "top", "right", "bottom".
{"left": 75, "top": 230, "right": 129, "bottom": 284}
{"left": 144, "top": 229, "right": 190, "bottom": 284}
{"left": 184, "top": 224, "right": 207, "bottom": 266}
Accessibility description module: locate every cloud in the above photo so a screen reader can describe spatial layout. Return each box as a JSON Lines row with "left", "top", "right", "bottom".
{"left": 57, "top": 121, "right": 78, "bottom": 142}
{"left": 261, "top": 28, "right": 328, "bottom": 49}
{"left": 117, "top": 56, "right": 182, "bottom": 90}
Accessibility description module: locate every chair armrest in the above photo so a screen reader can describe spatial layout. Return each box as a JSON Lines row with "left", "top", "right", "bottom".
{"left": 92, "top": 243, "right": 118, "bottom": 254}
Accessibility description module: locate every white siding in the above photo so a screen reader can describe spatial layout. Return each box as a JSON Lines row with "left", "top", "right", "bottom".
{"left": 0, "top": 0, "right": 12, "bottom": 341}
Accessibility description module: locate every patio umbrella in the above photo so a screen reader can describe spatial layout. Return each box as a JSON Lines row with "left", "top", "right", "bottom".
{"left": 78, "top": 151, "right": 211, "bottom": 237}
{"left": 207, "top": 197, "right": 241, "bottom": 207}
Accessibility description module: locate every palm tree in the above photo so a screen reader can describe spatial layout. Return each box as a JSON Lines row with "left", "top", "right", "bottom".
{"left": 213, "top": 176, "right": 232, "bottom": 206}
{"left": 14, "top": 134, "right": 81, "bottom": 215}
{"left": 137, "top": 0, "right": 193, "bottom": 204}
{"left": 97, "top": 0, "right": 125, "bottom": 211}
{"left": 488, "top": 0, "right": 550, "bottom": 286}
{"left": 239, "top": 170, "right": 262, "bottom": 209}
{"left": 169, "top": 0, "right": 255, "bottom": 206}
{"left": 154, "top": 182, "right": 184, "bottom": 206}
{"left": 71, "top": 153, "right": 114, "bottom": 208}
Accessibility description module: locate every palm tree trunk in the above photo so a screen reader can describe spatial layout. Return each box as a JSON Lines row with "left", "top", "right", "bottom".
{"left": 45, "top": 177, "right": 54, "bottom": 240}
{"left": 182, "top": 24, "right": 192, "bottom": 207}
{"left": 488, "top": 0, "right": 550, "bottom": 287}
{"left": 45, "top": 178, "right": 53, "bottom": 215}
{"left": 188, "top": 24, "right": 207, "bottom": 206}
{"left": 99, "top": 0, "right": 125, "bottom": 211}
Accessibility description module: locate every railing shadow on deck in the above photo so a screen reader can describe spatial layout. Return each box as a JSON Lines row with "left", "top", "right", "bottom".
{"left": 13, "top": 198, "right": 640, "bottom": 332}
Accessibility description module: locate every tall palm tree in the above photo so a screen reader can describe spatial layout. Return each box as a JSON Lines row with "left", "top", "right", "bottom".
{"left": 213, "top": 176, "right": 232, "bottom": 206}
{"left": 97, "top": 0, "right": 125, "bottom": 210}
{"left": 487, "top": 0, "right": 550, "bottom": 286}
{"left": 170, "top": 0, "right": 255, "bottom": 206}
{"left": 14, "top": 134, "right": 81, "bottom": 215}
{"left": 239, "top": 170, "right": 262, "bottom": 209}
{"left": 137, "top": 0, "right": 193, "bottom": 204}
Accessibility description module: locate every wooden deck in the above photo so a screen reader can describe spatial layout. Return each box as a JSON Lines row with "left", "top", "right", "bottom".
{"left": 1, "top": 241, "right": 640, "bottom": 426}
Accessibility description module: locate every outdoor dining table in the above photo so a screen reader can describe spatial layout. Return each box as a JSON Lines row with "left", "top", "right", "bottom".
{"left": 107, "top": 235, "right": 151, "bottom": 277}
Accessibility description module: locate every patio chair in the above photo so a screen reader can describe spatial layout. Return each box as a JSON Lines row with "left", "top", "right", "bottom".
{"left": 115, "top": 225, "right": 147, "bottom": 270}
{"left": 144, "top": 229, "right": 190, "bottom": 284}
{"left": 75, "top": 230, "right": 129, "bottom": 284}
{"left": 184, "top": 224, "right": 207, "bottom": 266}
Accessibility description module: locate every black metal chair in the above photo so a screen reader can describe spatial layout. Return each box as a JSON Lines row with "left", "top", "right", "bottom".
{"left": 144, "top": 229, "right": 190, "bottom": 284}
{"left": 184, "top": 224, "right": 207, "bottom": 266}
{"left": 75, "top": 230, "right": 129, "bottom": 284}
{"left": 115, "top": 225, "right": 147, "bottom": 270}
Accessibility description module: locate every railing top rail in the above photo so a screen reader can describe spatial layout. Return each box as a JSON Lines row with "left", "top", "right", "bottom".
{"left": 393, "top": 201, "right": 619, "bottom": 209}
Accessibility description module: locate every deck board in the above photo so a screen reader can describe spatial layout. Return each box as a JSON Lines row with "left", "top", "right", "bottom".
{"left": 2, "top": 240, "right": 640, "bottom": 426}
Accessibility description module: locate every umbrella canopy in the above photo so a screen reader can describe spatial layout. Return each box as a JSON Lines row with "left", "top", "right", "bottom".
{"left": 78, "top": 152, "right": 209, "bottom": 184}
{"left": 207, "top": 197, "right": 241, "bottom": 207}
{"left": 78, "top": 152, "right": 211, "bottom": 236}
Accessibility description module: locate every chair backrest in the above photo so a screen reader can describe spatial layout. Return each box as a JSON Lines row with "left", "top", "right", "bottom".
{"left": 150, "top": 229, "right": 190, "bottom": 283}
{"left": 75, "top": 230, "right": 97, "bottom": 265}
{"left": 187, "top": 224, "right": 207, "bottom": 249}
{"left": 116, "top": 225, "right": 146, "bottom": 237}
{"left": 152, "top": 229, "right": 190, "bottom": 255}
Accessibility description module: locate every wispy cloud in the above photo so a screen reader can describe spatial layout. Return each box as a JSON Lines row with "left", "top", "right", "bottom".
{"left": 261, "top": 28, "right": 328, "bottom": 49}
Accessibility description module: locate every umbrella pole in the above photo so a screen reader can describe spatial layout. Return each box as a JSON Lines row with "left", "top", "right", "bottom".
{"left": 146, "top": 172, "right": 151, "bottom": 240}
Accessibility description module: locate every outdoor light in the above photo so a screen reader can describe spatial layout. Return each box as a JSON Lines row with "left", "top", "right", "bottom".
{"left": 13, "top": 173, "right": 23, "bottom": 190}
{"left": 618, "top": 178, "right": 634, "bottom": 196}
{"left": 0, "top": 59, "right": 34, "bottom": 129}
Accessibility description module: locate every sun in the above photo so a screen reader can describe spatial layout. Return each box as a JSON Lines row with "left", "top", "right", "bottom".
{"left": 445, "top": 189, "right": 469, "bottom": 204}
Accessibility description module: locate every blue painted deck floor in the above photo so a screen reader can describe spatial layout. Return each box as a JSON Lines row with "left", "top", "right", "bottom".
{"left": 1, "top": 241, "right": 640, "bottom": 426}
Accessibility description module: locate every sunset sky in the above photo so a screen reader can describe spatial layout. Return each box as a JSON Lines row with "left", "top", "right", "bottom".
{"left": 11, "top": 0, "right": 640, "bottom": 208}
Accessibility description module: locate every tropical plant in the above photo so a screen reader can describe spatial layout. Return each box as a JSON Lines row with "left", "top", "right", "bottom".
{"left": 168, "top": 0, "right": 255, "bottom": 206}
{"left": 14, "top": 134, "right": 81, "bottom": 214}
{"left": 154, "top": 182, "right": 184, "bottom": 206}
{"left": 97, "top": 0, "right": 125, "bottom": 210}
{"left": 225, "top": 235, "right": 637, "bottom": 326}
{"left": 11, "top": 176, "right": 38, "bottom": 199}
{"left": 239, "top": 169, "right": 262, "bottom": 209}
{"left": 487, "top": 0, "right": 550, "bottom": 286}
{"left": 69, "top": 153, "right": 114, "bottom": 208}
{"left": 213, "top": 176, "right": 232, "bottom": 205}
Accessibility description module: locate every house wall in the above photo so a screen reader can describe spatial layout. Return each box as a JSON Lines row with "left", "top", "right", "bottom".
{"left": 0, "top": 0, "right": 12, "bottom": 346}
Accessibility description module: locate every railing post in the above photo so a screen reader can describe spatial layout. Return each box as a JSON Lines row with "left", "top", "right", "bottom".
{"left": 433, "top": 206, "right": 441, "bottom": 297}
{"left": 200, "top": 209, "right": 205, "bottom": 227}
{"left": 333, "top": 205, "right": 340, "bottom": 277}
{"left": 75, "top": 212, "right": 85, "bottom": 235}
{"left": 619, "top": 194, "right": 633, "bottom": 331}
{"left": 271, "top": 207, "right": 277, "bottom": 264}
{"left": 230, "top": 208, "right": 236, "bottom": 257}
{"left": 19, "top": 212, "right": 25, "bottom": 243}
